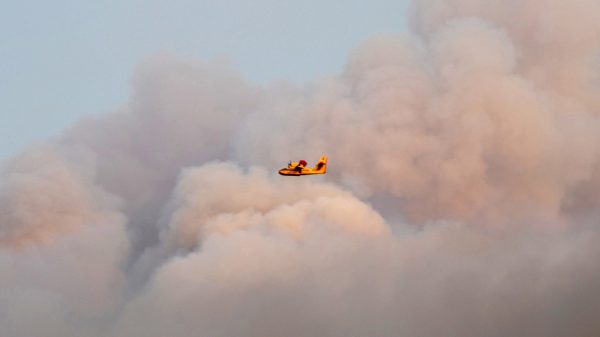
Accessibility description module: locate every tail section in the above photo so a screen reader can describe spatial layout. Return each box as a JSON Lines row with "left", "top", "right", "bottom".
{"left": 314, "top": 155, "right": 327, "bottom": 173}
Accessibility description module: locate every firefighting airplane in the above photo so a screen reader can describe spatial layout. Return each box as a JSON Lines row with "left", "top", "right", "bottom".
{"left": 278, "top": 156, "right": 328, "bottom": 176}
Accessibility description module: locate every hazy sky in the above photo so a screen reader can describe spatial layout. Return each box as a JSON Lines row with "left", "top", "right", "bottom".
{"left": 0, "top": 0, "right": 408, "bottom": 161}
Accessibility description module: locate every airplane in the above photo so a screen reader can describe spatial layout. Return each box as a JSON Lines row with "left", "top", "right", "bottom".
{"left": 279, "top": 155, "right": 328, "bottom": 176}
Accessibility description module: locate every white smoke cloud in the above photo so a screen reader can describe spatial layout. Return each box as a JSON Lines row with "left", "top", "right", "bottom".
{"left": 0, "top": 144, "right": 122, "bottom": 248}
{"left": 2, "top": 0, "right": 600, "bottom": 336}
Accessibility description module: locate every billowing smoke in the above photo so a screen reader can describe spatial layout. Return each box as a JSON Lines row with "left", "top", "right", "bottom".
{"left": 2, "top": 0, "right": 600, "bottom": 336}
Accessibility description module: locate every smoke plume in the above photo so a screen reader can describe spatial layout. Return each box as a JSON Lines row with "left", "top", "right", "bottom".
{"left": 2, "top": 0, "right": 600, "bottom": 336}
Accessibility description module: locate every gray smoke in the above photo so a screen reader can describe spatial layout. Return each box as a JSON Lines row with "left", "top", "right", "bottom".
{"left": 2, "top": 1, "right": 600, "bottom": 336}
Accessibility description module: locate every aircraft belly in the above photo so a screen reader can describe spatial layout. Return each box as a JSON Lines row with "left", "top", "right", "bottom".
{"left": 278, "top": 169, "right": 301, "bottom": 176}
{"left": 278, "top": 169, "right": 324, "bottom": 176}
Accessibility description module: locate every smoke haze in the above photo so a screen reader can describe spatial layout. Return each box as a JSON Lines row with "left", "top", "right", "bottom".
{"left": 2, "top": 0, "right": 600, "bottom": 336}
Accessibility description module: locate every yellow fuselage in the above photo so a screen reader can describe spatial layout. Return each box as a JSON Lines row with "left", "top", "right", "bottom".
{"left": 278, "top": 156, "right": 327, "bottom": 176}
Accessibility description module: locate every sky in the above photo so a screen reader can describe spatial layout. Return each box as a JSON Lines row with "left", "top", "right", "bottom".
{"left": 0, "top": 0, "right": 409, "bottom": 161}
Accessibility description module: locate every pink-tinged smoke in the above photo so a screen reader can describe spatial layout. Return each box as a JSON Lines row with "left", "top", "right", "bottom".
{"left": 1, "top": 0, "right": 600, "bottom": 336}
